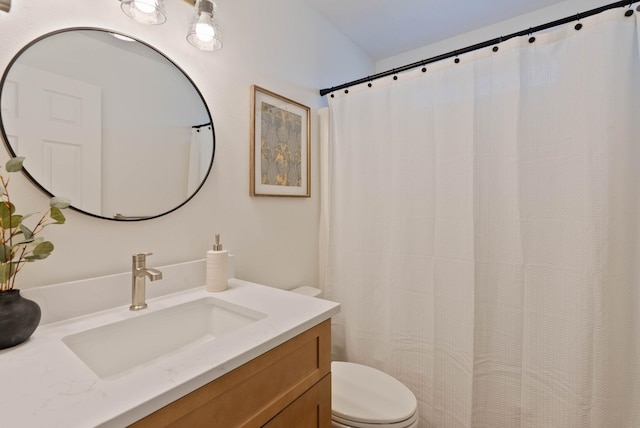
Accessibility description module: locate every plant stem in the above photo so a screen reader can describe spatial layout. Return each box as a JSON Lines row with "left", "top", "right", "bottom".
{"left": 9, "top": 245, "right": 27, "bottom": 290}
{"left": 0, "top": 174, "right": 9, "bottom": 292}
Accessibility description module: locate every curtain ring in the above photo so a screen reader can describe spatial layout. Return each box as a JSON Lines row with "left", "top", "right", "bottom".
{"left": 492, "top": 36, "right": 502, "bottom": 52}
{"left": 575, "top": 13, "right": 583, "bottom": 30}
{"left": 528, "top": 28, "right": 536, "bottom": 44}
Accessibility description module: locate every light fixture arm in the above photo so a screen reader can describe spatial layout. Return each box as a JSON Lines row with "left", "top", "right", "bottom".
{"left": 197, "top": 0, "right": 213, "bottom": 14}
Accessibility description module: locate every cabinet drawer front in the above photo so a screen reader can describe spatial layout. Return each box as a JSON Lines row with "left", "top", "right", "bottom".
{"left": 263, "top": 374, "right": 331, "bottom": 428}
{"left": 131, "top": 319, "right": 331, "bottom": 428}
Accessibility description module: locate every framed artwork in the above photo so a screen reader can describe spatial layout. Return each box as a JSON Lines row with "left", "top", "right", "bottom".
{"left": 250, "top": 85, "right": 310, "bottom": 197}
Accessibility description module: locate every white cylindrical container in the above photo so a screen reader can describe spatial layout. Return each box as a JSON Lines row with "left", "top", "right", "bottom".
{"left": 206, "top": 234, "right": 228, "bottom": 292}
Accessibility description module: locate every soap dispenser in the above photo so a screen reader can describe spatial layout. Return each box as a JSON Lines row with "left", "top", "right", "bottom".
{"left": 206, "top": 234, "right": 228, "bottom": 292}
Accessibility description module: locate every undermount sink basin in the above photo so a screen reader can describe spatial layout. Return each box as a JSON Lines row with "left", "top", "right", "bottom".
{"left": 62, "top": 297, "right": 266, "bottom": 379}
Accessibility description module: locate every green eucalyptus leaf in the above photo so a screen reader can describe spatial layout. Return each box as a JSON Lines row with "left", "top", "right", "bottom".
{"left": 19, "top": 237, "right": 43, "bottom": 250}
{"left": 50, "top": 207, "right": 65, "bottom": 224}
{"left": 0, "top": 244, "right": 10, "bottom": 263}
{"left": 19, "top": 224, "right": 33, "bottom": 240}
{"left": 14, "top": 229, "right": 35, "bottom": 245}
{"left": 0, "top": 201, "right": 15, "bottom": 216}
{"left": 5, "top": 157, "right": 25, "bottom": 173}
{"left": 33, "top": 241, "right": 54, "bottom": 256}
{"left": 25, "top": 254, "right": 49, "bottom": 261}
{"left": 14, "top": 238, "right": 34, "bottom": 247}
{"left": 49, "top": 197, "right": 71, "bottom": 209}
{"left": 29, "top": 237, "right": 44, "bottom": 246}
{"left": 9, "top": 214, "right": 22, "bottom": 228}
{"left": 0, "top": 262, "right": 17, "bottom": 283}
{"left": 0, "top": 202, "right": 14, "bottom": 230}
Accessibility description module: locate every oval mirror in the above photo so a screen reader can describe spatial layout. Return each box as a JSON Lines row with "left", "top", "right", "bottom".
{"left": 0, "top": 28, "right": 214, "bottom": 221}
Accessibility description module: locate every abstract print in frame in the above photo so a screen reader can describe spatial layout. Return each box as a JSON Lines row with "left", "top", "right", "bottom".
{"left": 250, "top": 85, "right": 310, "bottom": 197}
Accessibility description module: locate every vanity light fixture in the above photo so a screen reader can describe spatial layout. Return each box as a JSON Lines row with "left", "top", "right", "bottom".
{"left": 186, "top": 0, "right": 222, "bottom": 51}
{"left": 118, "top": 0, "right": 222, "bottom": 51}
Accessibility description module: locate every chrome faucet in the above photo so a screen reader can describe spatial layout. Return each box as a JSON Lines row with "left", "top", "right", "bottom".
{"left": 130, "top": 253, "right": 163, "bottom": 311}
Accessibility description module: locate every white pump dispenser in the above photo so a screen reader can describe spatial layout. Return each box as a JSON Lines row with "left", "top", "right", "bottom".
{"left": 206, "top": 234, "right": 228, "bottom": 292}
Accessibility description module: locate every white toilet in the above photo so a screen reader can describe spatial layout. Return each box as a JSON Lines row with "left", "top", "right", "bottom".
{"left": 290, "top": 286, "right": 419, "bottom": 428}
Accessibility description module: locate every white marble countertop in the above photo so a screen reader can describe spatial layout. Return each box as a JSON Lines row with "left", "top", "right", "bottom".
{"left": 0, "top": 278, "right": 339, "bottom": 427}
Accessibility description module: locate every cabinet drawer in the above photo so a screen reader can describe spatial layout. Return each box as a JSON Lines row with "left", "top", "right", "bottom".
{"left": 131, "top": 319, "right": 331, "bottom": 427}
{"left": 263, "top": 373, "right": 331, "bottom": 428}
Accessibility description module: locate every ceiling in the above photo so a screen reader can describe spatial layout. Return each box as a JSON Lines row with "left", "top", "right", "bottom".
{"left": 304, "top": 0, "right": 578, "bottom": 61}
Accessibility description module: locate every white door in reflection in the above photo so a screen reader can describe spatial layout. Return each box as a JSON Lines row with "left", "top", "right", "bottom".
{"left": 2, "top": 63, "right": 102, "bottom": 213}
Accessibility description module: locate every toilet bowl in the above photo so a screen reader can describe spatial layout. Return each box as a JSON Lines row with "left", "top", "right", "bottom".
{"left": 290, "top": 287, "right": 419, "bottom": 428}
{"left": 331, "top": 361, "right": 418, "bottom": 428}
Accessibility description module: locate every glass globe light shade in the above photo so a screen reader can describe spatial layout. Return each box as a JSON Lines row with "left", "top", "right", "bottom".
{"left": 187, "top": 0, "right": 223, "bottom": 51}
{"left": 121, "top": 0, "right": 166, "bottom": 25}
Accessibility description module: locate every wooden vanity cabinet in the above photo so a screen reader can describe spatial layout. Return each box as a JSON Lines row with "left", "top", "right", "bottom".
{"left": 130, "top": 319, "right": 332, "bottom": 428}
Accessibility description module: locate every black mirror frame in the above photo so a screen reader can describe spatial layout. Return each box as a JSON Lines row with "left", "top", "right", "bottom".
{"left": 0, "top": 27, "right": 215, "bottom": 222}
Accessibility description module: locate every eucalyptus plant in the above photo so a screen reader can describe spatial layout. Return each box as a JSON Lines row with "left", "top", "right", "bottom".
{"left": 0, "top": 157, "right": 70, "bottom": 292}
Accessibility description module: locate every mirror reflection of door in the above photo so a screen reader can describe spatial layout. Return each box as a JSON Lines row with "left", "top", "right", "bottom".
{"left": 2, "top": 63, "right": 102, "bottom": 213}
{"left": 0, "top": 29, "right": 214, "bottom": 221}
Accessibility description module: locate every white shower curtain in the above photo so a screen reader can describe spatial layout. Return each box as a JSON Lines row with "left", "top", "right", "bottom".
{"left": 187, "top": 125, "right": 213, "bottom": 195}
{"left": 324, "top": 6, "right": 640, "bottom": 428}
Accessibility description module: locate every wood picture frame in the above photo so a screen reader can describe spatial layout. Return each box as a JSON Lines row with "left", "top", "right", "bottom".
{"left": 250, "top": 85, "right": 310, "bottom": 197}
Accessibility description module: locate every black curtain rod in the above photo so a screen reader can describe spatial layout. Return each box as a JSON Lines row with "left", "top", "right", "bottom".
{"left": 319, "top": 0, "right": 637, "bottom": 97}
{"left": 192, "top": 122, "right": 211, "bottom": 129}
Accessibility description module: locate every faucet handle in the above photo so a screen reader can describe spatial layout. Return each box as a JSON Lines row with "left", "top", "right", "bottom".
{"left": 132, "top": 252, "right": 153, "bottom": 262}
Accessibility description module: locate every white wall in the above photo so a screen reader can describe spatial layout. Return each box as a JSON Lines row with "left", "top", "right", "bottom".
{"left": 0, "top": 0, "right": 373, "bottom": 290}
{"left": 376, "top": 0, "right": 617, "bottom": 72}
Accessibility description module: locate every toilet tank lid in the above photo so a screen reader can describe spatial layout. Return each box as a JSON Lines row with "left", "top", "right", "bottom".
{"left": 290, "top": 286, "right": 322, "bottom": 297}
{"left": 332, "top": 361, "right": 417, "bottom": 424}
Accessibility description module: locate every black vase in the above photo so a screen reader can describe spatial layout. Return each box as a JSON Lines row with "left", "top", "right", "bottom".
{"left": 0, "top": 289, "right": 41, "bottom": 350}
